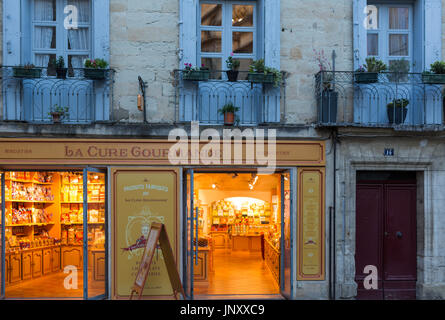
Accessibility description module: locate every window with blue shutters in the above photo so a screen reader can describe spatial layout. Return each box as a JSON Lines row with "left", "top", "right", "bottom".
{"left": 179, "top": 0, "right": 281, "bottom": 124}
{"left": 3, "top": 0, "right": 110, "bottom": 123}
{"left": 31, "top": 0, "right": 92, "bottom": 73}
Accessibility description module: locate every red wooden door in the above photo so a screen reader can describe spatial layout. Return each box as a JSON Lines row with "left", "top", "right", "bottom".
{"left": 355, "top": 181, "right": 416, "bottom": 300}
{"left": 383, "top": 185, "right": 417, "bottom": 299}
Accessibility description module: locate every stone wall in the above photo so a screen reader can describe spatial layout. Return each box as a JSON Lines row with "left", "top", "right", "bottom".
{"left": 110, "top": 0, "right": 179, "bottom": 123}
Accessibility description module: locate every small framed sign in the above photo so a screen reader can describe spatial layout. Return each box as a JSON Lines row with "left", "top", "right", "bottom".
{"left": 384, "top": 148, "right": 394, "bottom": 156}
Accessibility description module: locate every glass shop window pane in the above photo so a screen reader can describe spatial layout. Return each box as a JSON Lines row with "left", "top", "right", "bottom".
{"left": 34, "top": 26, "right": 57, "bottom": 49}
{"left": 201, "top": 57, "right": 222, "bottom": 79}
{"left": 389, "top": 34, "right": 408, "bottom": 56}
{"left": 367, "top": 33, "right": 378, "bottom": 56}
{"left": 201, "top": 31, "right": 222, "bottom": 53}
{"left": 232, "top": 5, "right": 254, "bottom": 27}
{"left": 232, "top": 32, "right": 253, "bottom": 54}
{"left": 236, "top": 58, "right": 253, "bottom": 80}
{"left": 389, "top": 7, "right": 409, "bottom": 30}
{"left": 34, "top": 0, "right": 56, "bottom": 22}
{"left": 201, "top": 4, "right": 222, "bottom": 26}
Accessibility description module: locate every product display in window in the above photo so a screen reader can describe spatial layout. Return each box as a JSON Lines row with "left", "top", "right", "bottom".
{"left": 2, "top": 170, "right": 106, "bottom": 298}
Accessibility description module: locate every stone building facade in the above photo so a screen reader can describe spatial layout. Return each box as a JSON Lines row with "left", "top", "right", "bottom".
{"left": 0, "top": 0, "right": 444, "bottom": 299}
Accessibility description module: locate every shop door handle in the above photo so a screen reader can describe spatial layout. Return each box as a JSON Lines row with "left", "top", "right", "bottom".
{"left": 396, "top": 231, "right": 402, "bottom": 238}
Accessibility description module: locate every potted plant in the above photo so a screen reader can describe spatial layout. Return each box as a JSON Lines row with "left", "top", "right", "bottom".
{"left": 218, "top": 102, "right": 239, "bottom": 125}
{"left": 387, "top": 58, "right": 410, "bottom": 82}
{"left": 84, "top": 58, "right": 109, "bottom": 80}
{"left": 53, "top": 56, "right": 67, "bottom": 79}
{"left": 226, "top": 53, "right": 240, "bottom": 82}
{"left": 354, "top": 57, "right": 387, "bottom": 83}
{"left": 247, "top": 59, "right": 282, "bottom": 87}
{"left": 314, "top": 49, "right": 337, "bottom": 123}
{"left": 13, "top": 63, "right": 42, "bottom": 78}
{"left": 48, "top": 104, "right": 69, "bottom": 123}
{"left": 422, "top": 61, "right": 445, "bottom": 84}
{"left": 387, "top": 98, "right": 409, "bottom": 124}
{"left": 182, "top": 63, "right": 210, "bottom": 81}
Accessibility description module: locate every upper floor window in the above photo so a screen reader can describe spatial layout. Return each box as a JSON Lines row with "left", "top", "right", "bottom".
{"left": 367, "top": 4, "right": 413, "bottom": 69}
{"left": 32, "top": 0, "right": 91, "bottom": 72}
{"left": 199, "top": 1, "right": 257, "bottom": 79}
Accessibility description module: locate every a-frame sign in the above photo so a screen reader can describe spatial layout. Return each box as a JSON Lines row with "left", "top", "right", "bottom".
{"left": 129, "top": 222, "right": 185, "bottom": 300}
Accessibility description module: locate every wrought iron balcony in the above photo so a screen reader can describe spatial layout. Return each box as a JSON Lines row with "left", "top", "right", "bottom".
{"left": 0, "top": 66, "right": 115, "bottom": 123}
{"left": 173, "top": 70, "right": 283, "bottom": 125}
{"left": 315, "top": 71, "right": 445, "bottom": 130}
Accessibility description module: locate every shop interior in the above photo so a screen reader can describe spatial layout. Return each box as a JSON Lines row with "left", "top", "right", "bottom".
{"left": 0, "top": 170, "right": 106, "bottom": 299}
{"left": 192, "top": 172, "right": 284, "bottom": 296}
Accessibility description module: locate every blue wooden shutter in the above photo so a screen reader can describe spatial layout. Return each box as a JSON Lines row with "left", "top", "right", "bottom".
{"left": 179, "top": 0, "right": 198, "bottom": 122}
{"left": 3, "top": 0, "right": 21, "bottom": 66}
{"left": 424, "top": 0, "right": 442, "bottom": 68}
{"left": 263, "top": 0, "right": 280, "bottom": 123}
{"left": 92, "top": 0, "right": 110, "bottom": 121}
{"left": 3, "top": 0, "right": 22, "bottom": 120}
{"left": 92, "top": 0, "right": 110, "bottom": 60}
{"left": 353, "top": 0, "right": 367, "bottom": 70}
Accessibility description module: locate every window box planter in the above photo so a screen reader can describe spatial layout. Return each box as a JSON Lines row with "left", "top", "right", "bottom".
{"left": 13, "top": 67, "right": 42, "bottom": 79}
{"left": 248, "top": 73, "right": 274, "bottom": 84}
{"left": 387, "top": 99, "right": 409, "bottom": 124}
{"left": 421, "top": 74, "right": 445, "bottom": 84}
{"left": 318, "top": 90, "right": 338, "bottom": 123}
{"left": 84, "top": 68, "right": 107, "bottom": 80}
{"left": 354, "top": 72, "right": 378, "bottom": 84}
{"left": 182, "top": 70, "right": 210, "bottom": 81}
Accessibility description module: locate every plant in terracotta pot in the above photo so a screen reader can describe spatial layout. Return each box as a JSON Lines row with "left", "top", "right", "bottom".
{"left": 48, "top": 104, "right": 69, "bottom": 123}
{"left": 422, "top": 61, "right": 445, "bottom": 84}
{"left": 226, "top": 52, "right": 240, "bottom": 82}
{"left": 387, "top": 98, "right": 409, "bottom": 124}
{"left": 354, "top": 57, "right": 387, "bottom": 83}
{"left": 218, "top": 102, "right": 239, "bottom": 125}
{"left": 84, "top": 58, "right": 109, "bottom": 80}
{"left": 53, "top": 56, "right": 67, "bottom": 79}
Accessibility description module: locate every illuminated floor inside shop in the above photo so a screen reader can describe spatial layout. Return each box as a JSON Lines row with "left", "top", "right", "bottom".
{"left": 5, "top": 270, "right": 105, "bottom": 299}
{"left": 194, "top": 249, "right": 280, "bottom": 296}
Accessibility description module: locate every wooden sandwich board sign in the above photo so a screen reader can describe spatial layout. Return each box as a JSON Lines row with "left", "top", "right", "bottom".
{"left": 129, "top": 222, "right": 185, "bottom": 300}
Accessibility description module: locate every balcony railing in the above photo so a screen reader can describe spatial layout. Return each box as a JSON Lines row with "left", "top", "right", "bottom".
{"left": 315, "top": 71, "right": 445, "bottom": 130}
{"left": 173, "top": 70, "right": 283, "bottom": 125}
{"left": 0, "top": 66, "right": 115, "bottom": 123}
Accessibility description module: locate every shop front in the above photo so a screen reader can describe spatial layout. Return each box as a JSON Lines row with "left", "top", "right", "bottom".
{"left": 0, "top": 138, "right": 326, "bottom": 300}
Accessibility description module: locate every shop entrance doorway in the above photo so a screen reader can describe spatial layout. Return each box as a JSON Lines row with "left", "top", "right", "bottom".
{"left": 183, "top": 169, "right": 293, "bottom": 299}
{"left": 0, "top": 168, "right": 107, "bottom": 299}
{"left": 355, "top": 171, "right": 417, "bottom": 300}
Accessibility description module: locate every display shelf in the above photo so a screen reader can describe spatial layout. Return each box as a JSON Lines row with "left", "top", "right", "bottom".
{"left": 6, "top": 200, "right": 55, "bottom": 203}
{"left": 60, "top": 201, "right": 104, "bottom": 204}
{"left": 6, "top": 222, "right": 55, "bottom": 227}
{"left": 61, "top": 222, "right": 105, "bottom": 225}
